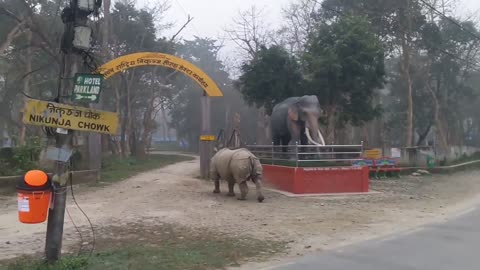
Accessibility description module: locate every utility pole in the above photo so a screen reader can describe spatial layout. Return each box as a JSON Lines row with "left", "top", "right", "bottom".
{"left": 45, "top": 0, "right": 101, "bottom": 262}
{"left": 44, "top": 55, "right": 75, "bottom": 258}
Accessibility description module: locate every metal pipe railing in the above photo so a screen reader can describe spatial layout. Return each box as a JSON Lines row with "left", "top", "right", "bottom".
{"left": 246, "top": 143, "right": 364, "bottom": 166}
{"left": 246, "top": 144, "right": 363, "bottom": 148}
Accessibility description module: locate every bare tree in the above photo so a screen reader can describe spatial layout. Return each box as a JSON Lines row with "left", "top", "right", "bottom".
{"left": 277, "top": 0, "right": 319, "bottom": 57}
{"left": 224, "top": 5, "right": 273, "bottom": 61}
{"left": 224, "top": 5, "right": 276, "bottom": 144}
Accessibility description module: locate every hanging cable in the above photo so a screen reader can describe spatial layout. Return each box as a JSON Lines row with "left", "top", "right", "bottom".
{"left": 418, "top": 0, "right": 480, "bottom": 42}
{"left": 66, "top": 207, "right": 85, "bottom": 255}
{"left": 69, "top": 171, "right": 96, "bottom": 257}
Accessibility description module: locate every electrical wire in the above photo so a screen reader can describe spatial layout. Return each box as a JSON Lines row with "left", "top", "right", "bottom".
{"left": 69, "top": 171, "right": 96, "bottom": 257}
{"left": 66, "top": 207, "right": 85, "bottom": 255}
{"left": 417, "top": 0, "right": 480, "bottom": 42}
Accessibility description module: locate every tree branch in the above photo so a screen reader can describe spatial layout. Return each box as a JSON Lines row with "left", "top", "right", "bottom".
{"left": 170, "top": 15, "right": 194, "bottom": 42}
{"left": 0, "top": 20, "right": 25, "bottom": 56}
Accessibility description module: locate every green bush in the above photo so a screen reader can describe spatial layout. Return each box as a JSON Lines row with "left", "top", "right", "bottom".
{"left": 0, "top": 137, "right": 43, "bottom": 176}
{"left": 0, "top": 147, "right": 14, "bottom": 176}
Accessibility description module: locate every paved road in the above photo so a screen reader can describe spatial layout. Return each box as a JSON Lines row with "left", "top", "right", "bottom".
{"left": 273, "top": 206, "right": 480, "bottom": 270}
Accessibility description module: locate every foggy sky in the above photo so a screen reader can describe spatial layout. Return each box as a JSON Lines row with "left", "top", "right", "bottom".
{"left": 124, "top": 0, "right": 480, "bottom": 60}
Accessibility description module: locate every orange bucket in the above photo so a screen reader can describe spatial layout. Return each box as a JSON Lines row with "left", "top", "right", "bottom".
{"left": 16, "top": 171, "right": 52, "bottom": 224}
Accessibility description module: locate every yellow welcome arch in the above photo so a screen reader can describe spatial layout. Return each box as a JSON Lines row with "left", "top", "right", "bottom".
{"left": 96, "top": 52, "right": 224, "bottom": 97}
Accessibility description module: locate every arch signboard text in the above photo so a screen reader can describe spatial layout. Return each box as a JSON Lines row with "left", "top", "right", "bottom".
{"left": 97, "top": 52, "right": 223, "bottom": 97}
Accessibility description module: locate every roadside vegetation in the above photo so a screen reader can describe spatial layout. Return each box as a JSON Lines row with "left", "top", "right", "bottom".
{"left": 0, "top": 222, "right": 285, "bottom": 270}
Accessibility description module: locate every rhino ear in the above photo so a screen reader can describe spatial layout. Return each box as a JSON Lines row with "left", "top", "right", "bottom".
{"left": 288, "top": 106, "right": 298, "bottom": 121}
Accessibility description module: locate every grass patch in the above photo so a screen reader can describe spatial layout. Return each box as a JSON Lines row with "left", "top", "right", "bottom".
{"left": 149, "top": 142, "right": 183, "bottom": 152}
{"left": 1, "top": 222, "right": 285, "bottom": 270}
{"left": 100, "top": 154, "right": 194, "bottom": 183}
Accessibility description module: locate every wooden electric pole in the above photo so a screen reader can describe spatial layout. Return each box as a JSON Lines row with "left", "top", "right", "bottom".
{"left": 45, "top": 0, "right": 100, "bottom": 261}
{"left": 44, "top": 54, "right": 76, "bottom": 262}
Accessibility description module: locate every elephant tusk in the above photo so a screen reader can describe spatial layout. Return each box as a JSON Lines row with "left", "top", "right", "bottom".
{"left": 317, "top": 129, "right": 326, "bottom": 146}
{"left": 305, "top": 127, "right": 325, "bottom": 146}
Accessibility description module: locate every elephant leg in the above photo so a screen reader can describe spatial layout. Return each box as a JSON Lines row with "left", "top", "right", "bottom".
{"left": 273, "top": 136, "right": 281, "bottom": 146}
{"left": 299, "top": 129, "right": 309, "bottom": 159}
{"left": 227, "top": 180, "right": 235, "bottom": 197}
{"left": 238, "top": 181, "right": 249, "bottom": 200}
{"left": 272, "top": 136, "right": 281, "bottom": 161}
{"left": 281, "top": 137, "right": 291, "bottom": 159}
{"left": 287, "top": 121, "right": 301, "bottom": 145}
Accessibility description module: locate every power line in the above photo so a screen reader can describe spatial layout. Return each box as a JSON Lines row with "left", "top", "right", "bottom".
{"left": 418, "top": 0, "right": 480, "bottom": 42}
{"left": 430, "top": 46, "right": 480, "bottom": 72}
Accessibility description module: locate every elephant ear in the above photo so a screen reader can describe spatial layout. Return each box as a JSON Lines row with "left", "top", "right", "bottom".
{"left": 288, "top": 106, "right": 299, "bottom": 121}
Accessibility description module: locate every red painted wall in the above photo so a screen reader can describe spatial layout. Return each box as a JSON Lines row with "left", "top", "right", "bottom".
{"left": 263, "top": 165, "right": 369, "bottom": 194}
{"left": 262, "top": 165, "right": 297, "bottom": 193}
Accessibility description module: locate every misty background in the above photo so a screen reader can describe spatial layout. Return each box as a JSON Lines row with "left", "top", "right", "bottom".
{"left": 1, "top": 0, "right": 480, "bottom": 174}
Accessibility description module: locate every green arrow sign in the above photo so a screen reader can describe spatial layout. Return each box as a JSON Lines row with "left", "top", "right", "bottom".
{"left": 72, "top": 73, "right": 103, "bottom": 103}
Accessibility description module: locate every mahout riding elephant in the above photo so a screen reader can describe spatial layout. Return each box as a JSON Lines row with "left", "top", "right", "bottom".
{"left": 210, "top": 148, "right": 265, "bottom": 202}
{"left": 270, "top": 95, "right": 325, "bottom": 153}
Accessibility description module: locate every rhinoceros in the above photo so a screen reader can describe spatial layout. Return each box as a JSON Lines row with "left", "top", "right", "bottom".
{"left": 210, "top": 148, "right": 265, "bottom": 202}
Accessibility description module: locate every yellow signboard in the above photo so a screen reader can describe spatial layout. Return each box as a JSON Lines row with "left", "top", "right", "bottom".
{"left": 200, "top": 135, "right": 216, "bottom": 141}
{"left": 22, "top": 98, "right": 119, "bottom": 135}
{"left": 97, "top": 52, "right": 224, "bottom": 97}
{"left": 364, "top": 148, "right": 382, "bottom": 159}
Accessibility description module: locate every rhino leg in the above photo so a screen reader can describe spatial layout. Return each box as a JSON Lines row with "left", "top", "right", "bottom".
{"left": 238, "top": 181, "right": 249, "bottom": 200}
{"left": 212, "top": 173, "right": 220, "bottom": 194}
{"left": 227, "top": 181, "right": 235, "bottom": 196}
{"left": 254, "top": 179, "right": 265, "bottom": 203}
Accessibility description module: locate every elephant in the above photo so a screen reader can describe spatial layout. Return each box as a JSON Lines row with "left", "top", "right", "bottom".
{"left": 210, "top": 148, "right": 265, "bottom": 202}
{"left": 270, "top": 95, "right": 326, "bottom": 153}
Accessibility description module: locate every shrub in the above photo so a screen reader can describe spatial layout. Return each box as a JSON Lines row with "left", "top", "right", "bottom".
{"left": 0, "top": 137, "right": 44, "bottom": 176}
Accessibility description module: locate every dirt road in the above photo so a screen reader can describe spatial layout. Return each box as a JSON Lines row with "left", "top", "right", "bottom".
{"left": 1, "top": 154, "right": 480, "bottom": 267}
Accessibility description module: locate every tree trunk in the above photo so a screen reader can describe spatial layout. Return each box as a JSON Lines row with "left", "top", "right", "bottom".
{"left": 401, "top": 36, "right": 414, "bottom": 147}
{"left": 138, "top": 71, "right": 157, "bottom": 159}
{"left": 124, "top": 68, "right": 139, "bottom": 156}
{"left": 362, "top": 125, "right": 369, "bottom": 148}
{"left": 161, "top": 106, "right": 169, "bottom": 141}
{"left": 426, "top": 83, "right": 448, "bottom": 154}
{"left": 399, "top": 0, "right": 414, "bottom": 147}
{"left": 325, "top": 106, "right": 336, "bottom": 144}
{"left": 125, "top": 84, "right": 132, "bottom": 157}
{"left": 416, "top": 123, "right": 432, "bottom": 146}
{"left": 100, "top": 0, "right": 112, "bottom": 155}
{"left": 256, "top": 108, "right": 267, "bottom": 144}
{"left": 19, "top": 28, "right": 32, "bottom": 146}
{"left": 456, "top": 118, "right": 465, "bottom": 147}
{"left": 113, "top": 78, "right": 123, "bottom": 156}
{"left": 102, "top": 0, "right": 111, "bottom": 59}
{"left": 119, "top": 76, "right": 129, "bottom": 157}
{"left": 264, "top": 114, "right": 271, "bottom": 144}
